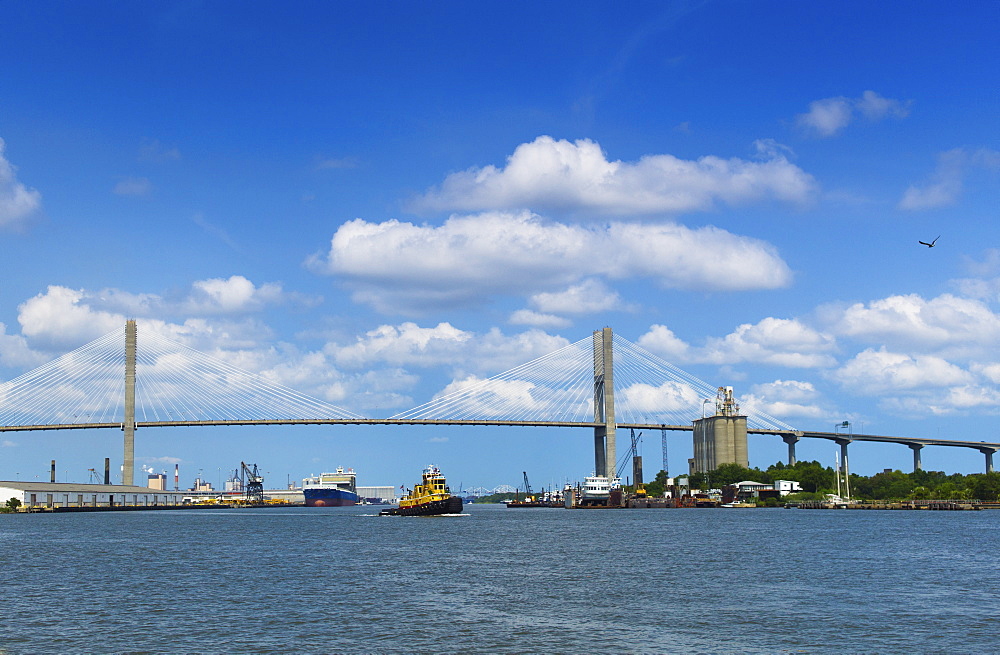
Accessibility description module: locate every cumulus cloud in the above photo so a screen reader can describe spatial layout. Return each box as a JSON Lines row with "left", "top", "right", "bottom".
{"left": 796, "top": 90, "right": 910, "bottom": 137}
{"left": 898, "top": 147, "right": 1000, "bottom": 210}
{"left": 528, "top": 279, "right": 624, "bottom": 315}
{"left": 0, "top": 137, "right": 42, "bottom": 230}
{"left": 618, "top": 381, "right": 702, "bottom": 413}
{"left": 328, "top": 322, "right": 569, "bottom": 377}
{"left": 876, "top": 383, "right": 1000, "bottom": 417}
{"left": 10, "top": 277, "right": 300, "bottom": 356}
{"left": 827, "top": 293, "right": 1000, "bottom": 352}
{"left": 744, "top": 380, "right": 826, "bottom": 419}
{"left": 18, "top": 286, "right": 125, "bottom": 346}
{"left": 185, "top": 276, "right": 286, "bottom": 314}
{"left": 830, "top": 348, "right": 972, "bottom": 394}
{"left": 310, "top": 211, "right": 792, "bottom": 314}
{"left": 410, "top": 136, "right": 817, "bottom": 216}
{"left": 637, "top": 318, "right": 836, "bottom": 368}
{"left": 0, "top": 322, "right": 49, "bottom": 369}
{"left": 636, "top": 324, "right": 691, "bottom": 362}
{"left": 701, "top": 318, "right": 837, "bottom": 368}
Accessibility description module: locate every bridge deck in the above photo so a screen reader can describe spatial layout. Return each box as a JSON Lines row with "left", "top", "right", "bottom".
{"left": 2, "top": 420, "right": 997, "bottom": 451}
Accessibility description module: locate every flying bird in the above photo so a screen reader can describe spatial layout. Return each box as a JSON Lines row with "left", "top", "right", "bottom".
{"left": 919, "top": 236, "right": 940, "bottom": 248}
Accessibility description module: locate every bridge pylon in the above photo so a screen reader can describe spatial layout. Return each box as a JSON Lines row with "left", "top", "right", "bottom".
{"left": 122, "top": 319, "right": 136, "bottom": 486}
{"left": 593, "top": 327, "right": 615, "bottom": 478}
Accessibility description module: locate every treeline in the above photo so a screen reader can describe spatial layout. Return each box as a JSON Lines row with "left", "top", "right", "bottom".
{"left": 661, "top": 462, "right": 1000, "bottom": 501}
{"left": 471, "top": 492, "right": 519, "bottom": 504}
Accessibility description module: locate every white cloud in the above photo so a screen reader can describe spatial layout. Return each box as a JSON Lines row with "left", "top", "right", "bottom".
{"left": 751, "top": 379, "right": 819, "bottom": 403}
{"left": 18, "top": 286, "right": 124, "bottom": 346}
{"left": 23, "top": 278, "right": 293, "bottom": 332}
{"left": 0, "top": 322, "right": 49, "bottom": 369}
{"left": 618, "top": 381, "right": 701, "bottom": 413}
{"left": 508, "top": 310, "right": 572, "bottom": 329}
{"left": 972, "top": 362, "right": 1000, "bottom": 385}
{"left": 898, "top": 147, "right": 1000, "bottom": 210}
{"left": 113, "top": 177, "right": 152, "bottom": 196}
{"left": 8, "top": 279, "right": 302, "bottom": 369}
{"left": 424, "top": 375, "right": 553, "bottom": 419}
{"left": 186, "top": 276, "right": 285, "bottom": 314}
{"left": 828, "top": 293, "right": 1000, "bottom": 352}
{"left": 744, "top": 380, "right": 826, "bottom": 419}
{"left": 797, "top": 96, "right": 854, "bottom": 137}
{"left": 701, "top": 318, "right": 837, "bottom": 368}
{"left": 742, "top": 395, "right": 825, "bottom": 420}
{"left": 528, "top": 279, "right": 623, "bottom": 315}
{"left": 877, "top": 384, "right": 1000, "bottom": 417}
{"left": 637, "top": 318, "right": 836, "bottom": 369}
{"left": 0, "top": 137, "right": 42, "bottom": 230}
{"left": 331, "top": 322, "right": 472, "bottom": 369}
{"left": 310, "top": 211, "right": 792, "bottom": 314}
{"left": 410, "top": 136, "right": 817, "bottom": 216}
{"left": 327, "top": 322, "right": 569, "bottom": 378}
{"left": 855, "top": 90, "right": 911, "bottom": 121}
{"left": 830, "top": 348, "right": 972, "bottom": 394}
{"left": 636, "top": 324, "right": 691, "bottom": 362}
{"left": 140, "top": 456, "right": 183, "bottom": 466}
{"left": 2, "top": 440, "right": 17, "bottom": 448}
{"left": 796, "top": 90, "right": 910, "bottom": 137}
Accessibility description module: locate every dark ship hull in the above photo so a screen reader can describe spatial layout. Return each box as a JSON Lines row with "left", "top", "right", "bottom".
{"left": 379, "top": 496, "right": 463, "bottom": 516}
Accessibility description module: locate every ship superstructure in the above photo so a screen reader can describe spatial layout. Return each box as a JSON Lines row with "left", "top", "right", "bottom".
{"left": 380, "top": 464, "right": 463, "bottom": 516}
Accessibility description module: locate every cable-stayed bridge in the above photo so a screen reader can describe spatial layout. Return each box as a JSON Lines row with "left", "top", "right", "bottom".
{"left": 1, "top": 322, "right": 998, "bottom": 484}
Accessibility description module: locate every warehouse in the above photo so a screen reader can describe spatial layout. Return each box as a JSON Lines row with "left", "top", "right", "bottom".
{"left": 0, "top": 481, "right": 187, "bottom": 510}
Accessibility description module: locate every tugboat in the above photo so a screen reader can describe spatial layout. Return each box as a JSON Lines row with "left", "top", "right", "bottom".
{"left": 379, "top": 465, "right": 464, "bottom": 516}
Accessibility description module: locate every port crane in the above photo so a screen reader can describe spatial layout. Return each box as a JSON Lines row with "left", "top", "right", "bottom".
{"left": 522, "top": 471, "right": 533, "bottom": 496}
{"left": 615, "top": 429, "right": 647, "bottom": 496}
{"left": 241, "top": 461, "right": 264, "bottom": 503}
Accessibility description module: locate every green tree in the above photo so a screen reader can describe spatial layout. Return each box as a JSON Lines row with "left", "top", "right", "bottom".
{"left": 766, "top": 460, "right": 835, "bottom": 493}
{"left": 966, "top": 472, "right": 1000, "bottom": 501}
{"left": 644, "top": 470, "right": 669, "bottom": 497}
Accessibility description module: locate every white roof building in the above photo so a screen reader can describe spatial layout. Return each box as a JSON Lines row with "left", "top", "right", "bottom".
{"left": 0, "top": 481, "right": 187, "bottom": 510}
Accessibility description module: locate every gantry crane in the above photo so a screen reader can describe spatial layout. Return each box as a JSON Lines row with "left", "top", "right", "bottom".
{"left": 241, "top": 461, "right": 264, "bottom": 503}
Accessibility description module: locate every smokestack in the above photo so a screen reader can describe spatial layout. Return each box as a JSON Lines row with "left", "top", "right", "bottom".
{"left": 50, "top": 460, "right": 56, "bottom": 483}
{"left": 104, "top": 458, "right": 111, "bottom": 485}
{"left": 174, "top": 464, "right": 179, "bottom": 491}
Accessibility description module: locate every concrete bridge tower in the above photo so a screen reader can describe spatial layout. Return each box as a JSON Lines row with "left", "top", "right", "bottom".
{"left": 122, "top": 319, "right": 136, "bottom": 486}
{"left": 691, "top": 386, "right": 748, "bottom": 473}
{"left": 593, "top": 327, "right": 616, "bottom": 478}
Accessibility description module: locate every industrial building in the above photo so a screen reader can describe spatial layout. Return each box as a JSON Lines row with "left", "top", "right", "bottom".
{"left": 0, "top": 481, "right": 187, "bottom": 510}
{"left": 357, "top": 485, "right": 397, "bottom": 503}
{"left": 691, "top": 387, "right": 749, "bottom": 473}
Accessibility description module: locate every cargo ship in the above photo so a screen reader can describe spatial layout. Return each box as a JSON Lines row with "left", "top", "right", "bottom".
{"left": 379, "top": 465, "right": 463, "bottom": 516}
{"left": 302, "top": 467, "right": 359, "bottom": 507}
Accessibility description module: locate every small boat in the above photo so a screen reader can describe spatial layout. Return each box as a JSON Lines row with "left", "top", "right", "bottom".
{"left": 379, "top": 465, "right": 463, "bottom": 516}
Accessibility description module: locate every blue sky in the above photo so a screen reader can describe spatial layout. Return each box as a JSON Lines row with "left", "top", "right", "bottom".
{"left": 1, "top": 2, "right": 999, "bottom": 490}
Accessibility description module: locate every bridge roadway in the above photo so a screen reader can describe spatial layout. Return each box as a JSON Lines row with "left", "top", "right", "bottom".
{"left": 2, "top": 419, "right": 998, "bottom": 472}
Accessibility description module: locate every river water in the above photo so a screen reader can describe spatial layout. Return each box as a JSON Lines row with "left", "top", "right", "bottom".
{"left": 1, "top": 504, "right": 996, "bottom": 654}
